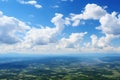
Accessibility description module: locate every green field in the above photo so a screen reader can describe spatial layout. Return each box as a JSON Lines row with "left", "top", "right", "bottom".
{"left": 0, "top": 54, "right": 120, "bottom": 80}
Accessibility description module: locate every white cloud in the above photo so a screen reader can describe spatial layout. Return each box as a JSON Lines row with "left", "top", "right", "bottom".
{"left": 0, "top": 3, "right": 120, "bottom": 54}
{"left": 90, "top": 34, "right": 114, "bottom": 48}
{"left": 0, "top": 11, "right": 30, "bottom": 44}
{"left": 82, "top": 3, "right": 106, "bottom": 19}
{"left": 64, "top": 17, "right": 71, "bottom": 26}
{"left": 52, "top": 5, "right": 59, "bottom": 8}
{"left": 90, "top": 34, "right": 98, "bottom": 47}
{"left": 97, "top": 12, "right": 120, "bottom": 35}
{"left": 18, "top": 0, "right": 42, "bottom": 9}
{"left": 90, "top": 11, "right": 120, "bottom": 50}
{"left": 0, "top": 12, "right": 74, "bottom": 53}
{"left": 72, "top": 19, "right": 80, "bottom": 26}
{"left": 70, "top": 3, "right": 120, "bottom": 38}
{"left": 69, "top": 3, "right": 120, "bottom": 52}
{"left": 71, "top": 3, "right": 106, "bottom": 26}
{"left": 23, "top": 13, "right": 66, "bottom": 47}
{"left": 51, "top": 13, "right": 65, "bottom": 32}
{"left": 24, "top": 27, "right": 58, "bottom": 46}
{"left": 51, "top": 13, "right": 70, "bottom": 32}
{"left": 57, "top": 32, "right": 87, "bottom": 48}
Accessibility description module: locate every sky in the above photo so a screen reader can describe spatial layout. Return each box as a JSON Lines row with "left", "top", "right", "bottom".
{"left": 0, "top": 0, "right": 120, "bottom": 54}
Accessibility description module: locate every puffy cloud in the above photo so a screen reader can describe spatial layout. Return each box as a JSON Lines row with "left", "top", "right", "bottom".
{"left": 71, "top": 3, "right": 106, "bottom": 26}
{"left": 24, "top": 27, "right": 58, "bottom": 45}
{"left": 90, "top": 35, "right": 98, "bottom": 47}
{"left": 0, "top": 3, "right": 120, "bottom": 54}
{"left": 91, "top": 11, "right": 120, "bottom": 49}
{"left": 0, "top": 12, "right": 72, "bottom": 53}
{"left": 0, "top": 11, "right": 30, "bottom": 44}
{"left": 0, "top": 12, "right": 69, "bottom": 53}
{"left": 97, "top": 12, "right": 120, "bottom": 35}
{"left": 57, "top": 32, "right": 87, "bottom": 48}
{"left": 82, "top": 3, "right": 106, "bottom": 19}
{"left": 51, "top": 13, "right": 65, "bottom": 32}
{"left": 72, "top": 19, "right": 80, "bottom": 26}
{"left": 90, "top": 34, "right": 114, "bottom": 48}
{"left": 24, "top": 13, "right": 66, "bottom": 46}
{"left": 51, "top": 13, "right": 70, "bottom": 28}
{"left": 70, "top": 3, "right": 120, "bottom": 51}
{"left": 64, "top": 17, "right": 71, "bottom": 26}
{"left": 18, "top": 0, "right": 42, "bottom": 9}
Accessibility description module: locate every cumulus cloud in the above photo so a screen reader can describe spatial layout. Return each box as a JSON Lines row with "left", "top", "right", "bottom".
{"left": 24, "top": 27, "right": 58, "bottom": 46}
{"left": 97, "top": 12, "right": 120, "bottom": 35}
{"left": 70, "top": 3, "right": 120, "bottom": 51}
{"left": 70, "top": 3, "right": 120, "bottom": 37}
{"left": 23, "top": 13, "right": 66, "bottom": 47}
{"left": 71, "top": 3, "right": 106, "bottom": 26}
{"left": 0, "top": 11, "right": 72, "bottom": 53}
{"left": 57, "top": 32, "right": 87, "bottom": 48}
{"left": 90, "top": 34, "right": 114, "bottom": 48}
{"left": 82, "top": 3, "right": 106, "bottom": 19}
{"left": 1, "top": 13, "right": 72, "bottom": 53}
{"left": 51, "top": 13, "right": 65, "bottom": 32}
{"left": 51, "top": 13, "right": 71, "bottom": 27}
{"left": 92, "top": 11, "right": 120, "bottom": 50}
{"left": 0, "top": 3, "right": 120, "bottom": 54}
{"left": 0, "top": 11, "right": 30, "bottom": 44}
{"left": 18, "top": 0, "right": 42, "bottom": 9}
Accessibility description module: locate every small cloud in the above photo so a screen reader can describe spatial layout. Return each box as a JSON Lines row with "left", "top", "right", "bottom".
{"left": 72, "top": 20, "right": 80, "bottom": 26}
{"left": 103, "top": 6, "right": 108, "bottom": 9}
{"left": 52, "top": 5, "right": 59, "bottom": 8}
{"left": 17, "top": 0, "right": 42, "bottom": 9}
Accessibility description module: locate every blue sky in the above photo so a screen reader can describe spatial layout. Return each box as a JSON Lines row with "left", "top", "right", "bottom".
{"left": 0, "top": 0, "right": 120, "bottom": 54}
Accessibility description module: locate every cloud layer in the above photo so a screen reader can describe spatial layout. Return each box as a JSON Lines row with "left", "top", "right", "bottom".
{"left": 0, "top": 3, "right": 120, "bottom": 54}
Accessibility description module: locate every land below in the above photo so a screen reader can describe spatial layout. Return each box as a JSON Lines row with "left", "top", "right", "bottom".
{"left": 0, "top": 53, "right": 120, "bottom": 80}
